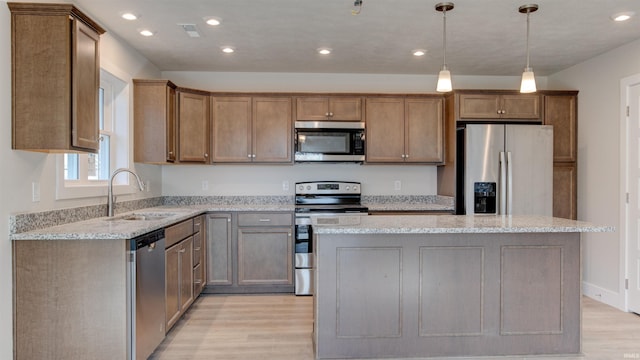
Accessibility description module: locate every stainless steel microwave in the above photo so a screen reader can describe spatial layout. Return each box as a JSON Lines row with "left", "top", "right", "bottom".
{"left": 294, "top": 121, "right": 365, "bottom": 162}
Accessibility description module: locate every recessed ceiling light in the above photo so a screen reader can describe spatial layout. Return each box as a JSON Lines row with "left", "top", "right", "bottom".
{"left": 413, "top": 49, "right": 427, "bottom": 56}
{"left": 205, "top": 17, "right": 221, "bottom": 26}
{"left": 317, "top": 48, "right": 332, "bottom": 55}
{"left": 139, "top": 29, "right": 154, "bottom": 37}
{"left": 121, "top": 12, "right": 138, "bottom": 21}
{"left": 221, "top": 46, "right": 235, "bottom": 53}
{"left": 611, "top": 11, "right": 635, "bottom": 22}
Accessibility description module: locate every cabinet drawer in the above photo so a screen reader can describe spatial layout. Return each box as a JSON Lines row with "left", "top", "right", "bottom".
{"left": 238, "top": 213, "right": 292, "bottom": 227}
{"left": 193, "top": 233, "right": 202, "bottom": 267}
{"left": 193, "top": 216, "right": 204, "bottom": 233}
{"left": 166, "top": 219, "right": 194, "bottom": 248}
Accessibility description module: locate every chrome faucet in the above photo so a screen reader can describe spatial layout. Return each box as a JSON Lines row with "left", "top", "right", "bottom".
{"left": 108, "top": 168, "right": 145, "bottom": 217}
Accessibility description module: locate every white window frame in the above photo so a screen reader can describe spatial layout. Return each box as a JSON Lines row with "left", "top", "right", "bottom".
{"left": 56, "top": 69, "right": 134, "bottom": 200}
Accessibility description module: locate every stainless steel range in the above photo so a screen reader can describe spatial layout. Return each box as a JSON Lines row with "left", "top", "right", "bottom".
{"left": 294, "top": 181, "right": 368, "bottom": 295}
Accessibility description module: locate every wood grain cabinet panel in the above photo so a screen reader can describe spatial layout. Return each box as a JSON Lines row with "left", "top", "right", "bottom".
{"left": 553, "top": 163, "right": 577, "bottom": 220}
{"left": 206, "top": 214, "right": 233, "bottom": 286}
{"left": 212, "top": 97, "right": 252, "bottom": 162}
{"left": 458, "top": 93, "right": 540, "bottom": 120}
{"left": 212, "top": 96, "right": 292, "bottom": 163}
{"left": 296, "top": 96, "right": 362, "bottom": 121}
{"left": 237, "top": 227, "right": 293, "bottom": 285}
{"left": 133, "top": 79, "right": 177, "bottom": 163}
{"left": 543, "top": 91, "right": 578, "bottom": 219}
{"left": 178, "top": 90, "right": 210, "bottom": 163}
{"left": 9, "top": 3, "right": 105, "bottom": 153}
{"left": 366, "top": 97, "right": 444, "bottom": 163}
{"left": 253, "top": 97, "right": 293, "bottom": 162}
{"left": 544, "top": 94, "right": 577, "bottom": 162}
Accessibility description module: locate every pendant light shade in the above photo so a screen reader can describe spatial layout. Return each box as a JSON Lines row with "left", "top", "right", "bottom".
{"left": 519, "top": 4, "right": 538, "bottom": 93}
{"left": 436, "top": 2, "right": 454, "bottom": 93}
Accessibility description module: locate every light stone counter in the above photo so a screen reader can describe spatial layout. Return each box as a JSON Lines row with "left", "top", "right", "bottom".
{"left": 313, "top": 214, "right": 612, "bottom": 234}
{"left": 10, "top": 204, "right": 295, "bottom": 240}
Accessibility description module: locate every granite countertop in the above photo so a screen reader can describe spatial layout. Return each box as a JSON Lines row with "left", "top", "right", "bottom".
{"left": 313, "top": 214, "right": 614, "bottom": 234}
{"left": 10, "top": 204, "right": 295, "bottom": 241}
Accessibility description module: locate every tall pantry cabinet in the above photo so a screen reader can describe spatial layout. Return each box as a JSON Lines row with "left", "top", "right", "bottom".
{"left": 542, "top": 91, "right": 578, "bottom": 220}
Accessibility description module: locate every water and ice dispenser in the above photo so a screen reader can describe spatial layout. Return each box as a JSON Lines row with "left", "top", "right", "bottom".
{"left": 474, "top": 182, "right": 496, "bottom": 214}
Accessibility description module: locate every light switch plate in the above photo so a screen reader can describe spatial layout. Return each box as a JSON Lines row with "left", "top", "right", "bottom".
{"left": 394, "top": 180, "right": 402, "bottom": 191}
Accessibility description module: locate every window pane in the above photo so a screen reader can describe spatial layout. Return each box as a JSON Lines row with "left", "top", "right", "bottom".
{"left": 99, "top": 134, "right": 111, "bottom": 180}
{"left": 64, "top": 154, "right": 79, "bottom": 180}
{"left": 88, "top": 135, "right": 110, "bottom": 180}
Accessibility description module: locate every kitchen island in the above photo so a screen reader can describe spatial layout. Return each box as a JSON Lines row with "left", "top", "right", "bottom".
{"left": 312, "top": 215, "right": 612, "bottom": 359}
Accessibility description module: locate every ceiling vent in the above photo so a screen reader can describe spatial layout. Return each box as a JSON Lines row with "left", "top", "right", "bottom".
{"left": 178, "top": 23, "right": 200, "bottom": 38}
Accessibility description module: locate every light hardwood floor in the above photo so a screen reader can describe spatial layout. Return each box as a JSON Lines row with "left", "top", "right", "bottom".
{"left": 150, "top": 295, "right": 639, "bottom": 360}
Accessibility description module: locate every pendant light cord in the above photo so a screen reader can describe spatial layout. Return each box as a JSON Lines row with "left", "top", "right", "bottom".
{"left": 525, "top": 10, "right": 530, "bottom": 69}
{"left": 442, "top": 8, "right": 447, "bottom": 69}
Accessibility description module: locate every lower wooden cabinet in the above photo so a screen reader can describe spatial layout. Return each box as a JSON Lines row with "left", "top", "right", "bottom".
{"left": 165, "top": 236, "right": 193, "bottom": 331}
{"left": 205, "top": 212, "right": 294, "bottom": 293}
{"left": 553, "top": 163, "right": 577, "bottom": 220}
{"left": 237, "top": 227, "right": 293, "bottom": 285}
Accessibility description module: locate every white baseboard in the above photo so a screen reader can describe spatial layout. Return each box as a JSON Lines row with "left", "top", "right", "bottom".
{"left": 582, "top": 281, "right": 625, "bottom": 310}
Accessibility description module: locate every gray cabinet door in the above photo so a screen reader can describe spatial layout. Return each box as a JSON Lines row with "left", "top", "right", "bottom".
{"left": 206, "top": 214, "right": 233, "bottom": 285}
{"left": 237, "top": 227, "right": 293, "bottom": 285}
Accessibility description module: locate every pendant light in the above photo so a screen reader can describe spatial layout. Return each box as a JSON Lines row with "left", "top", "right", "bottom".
{"left": 519, "top": 4, "right": 538, "bottom": 93}
{"left": 435, "top": 2, "right": 454, "bottom": 92}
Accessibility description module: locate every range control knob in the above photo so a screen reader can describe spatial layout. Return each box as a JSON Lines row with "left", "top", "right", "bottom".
{"left": 353, "top": 185, "right": 359, "bottom": 192}
{"left": 298, "top": 185, "right": 304, "bottom": 191}
{"left": 306, "top": 185, "right": 312, "bottom": 190}
{"left": 345, "top": 186, "right": 351, "bottom": 191}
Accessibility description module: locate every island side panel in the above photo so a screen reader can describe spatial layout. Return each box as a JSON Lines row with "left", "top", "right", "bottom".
{"left": 314, "top": 232, "right": 581, "bottom": 359}
{"left": 13, "top": 240, "right": 129, "bottom": 360}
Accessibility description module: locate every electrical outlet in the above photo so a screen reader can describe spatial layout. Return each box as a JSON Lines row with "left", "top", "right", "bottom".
{"left": 282, "top": 180, "right": 289, "bottom": 191}
{"left": 394, "top": 180, "right": 402, "bottom": 191}
{"left": 202, "top": 180, "right": 209, "bottom": 191}
{"left": 32, "top": 181, "right": 40, "bottom": 202}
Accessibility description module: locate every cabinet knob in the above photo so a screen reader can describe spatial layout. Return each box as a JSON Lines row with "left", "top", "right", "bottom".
{"left": 325, "top": 112, "right": 330, "bottom": 117}
{"left": 248, "top": 154, "right": 252, "bottom": 158}
{"left": 204, "top": 153, "right": 209, "bottom": 158}
{"left": 169, "top": 151, "right": 174, "bottom": 155}
{"left": 329, "top": 112, "right": 334, "bottom": 117}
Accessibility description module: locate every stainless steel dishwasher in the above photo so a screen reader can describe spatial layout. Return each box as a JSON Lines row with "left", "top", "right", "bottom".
{"left": 127, "top": 229, "right": 166, "bottom": 360}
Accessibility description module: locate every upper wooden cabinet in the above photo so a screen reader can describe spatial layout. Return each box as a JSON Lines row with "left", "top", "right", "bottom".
{"left": 366, "top": 97, "right": 444, "bottom": 164}
{"left": 178, "top": 89, "right": 210, "bottom": 163}
{"left": 134, "top": 80, "right": 177, "bottom": 163}
{"left": 296, "top": 96, "right": 362, "bottom": 121}
{"left": 457, "top": 93, "right": 541, "bottom": 121}
{"left": 9, "top": 3, "right": 105, "bottom": 153}
{"left": 212, "top": 96, "right": 292, "bottom": 163}
{"left": 544, "top": 93, "right": 577, "bottom": 162}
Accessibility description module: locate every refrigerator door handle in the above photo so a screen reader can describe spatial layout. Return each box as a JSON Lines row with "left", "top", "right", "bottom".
{"left": 507, "top": 151, "right": 513, "bottom": 215}
{"left": 499, "top": 152, "right": 507, "bottom": 214}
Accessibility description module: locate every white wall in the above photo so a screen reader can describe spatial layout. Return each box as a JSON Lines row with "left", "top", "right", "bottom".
{"left": 548, "top": 39, "right": 640, "bottom": 309}
{"left": 0, "top": 2, "right": 162, "bottom": 358}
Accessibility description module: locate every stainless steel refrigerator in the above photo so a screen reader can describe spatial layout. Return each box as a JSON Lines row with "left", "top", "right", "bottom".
{"left": 455, "top": 124, "right": 553, "bottom": 216}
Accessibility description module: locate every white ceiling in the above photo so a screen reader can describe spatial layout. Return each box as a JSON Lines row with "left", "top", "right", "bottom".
{"left": 71, "top": 0, "right": 640, "bottom": 76}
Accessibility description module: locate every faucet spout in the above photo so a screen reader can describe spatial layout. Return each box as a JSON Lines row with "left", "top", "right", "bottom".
{"left": 108, "top": 168, "right": 145, "bottom": 217}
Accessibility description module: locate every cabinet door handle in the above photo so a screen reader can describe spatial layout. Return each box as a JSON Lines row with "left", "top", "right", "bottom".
{"left": 259, "top": 218, "right": 271, "bottom": 222}
{"left": 179, "top": 248, "right": 186, "bottom": 253}
{"left": 194, "top": 247, "right": 201, "bottom": 251}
